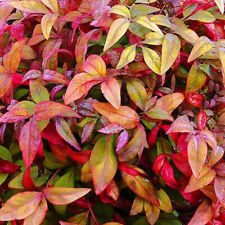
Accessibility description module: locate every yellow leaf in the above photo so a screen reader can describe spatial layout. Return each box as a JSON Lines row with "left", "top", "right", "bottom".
{"left": 41, "top": 0, "right": 58, "bottom": 14}
{"left": 143, "top": 32, "right": 164, "bottom": 45}
{"left": 130, "top": 4, "right": 159, "bottom": 17}
{"left": 104, "top": 18, "right": 130, "bottom": 51}
{"left": 185, "top": 63, "right": 207, "bottom": 94}
{"left": 127, "top": 78, "right": 148, "bottom": 110}
{"left": 22, "top": 45, "right": 37, "bottom": 60}
{"left": 218, "top": 48, "right": 225, "bottom": 85}
{"left": 109, "top": 5, "right": 130, "bottom": 18}
{"left": 117, "top": 44, "right": 136, "bottom": 69}
{"left": 41, "top": 13, "right": 57, "bottom": 40}
{"left": 142, "top": 47, "right": 161, "bottom": 74}
{"left": 136, "top": 16, "right": 162, "bottom": 34}
{"left": 188, "top": 36, "right": 213, "bottom": 62}
{"left": 9, "top": 1, "right": 50, "bottom": 14}
{"left": 30, "top": 80, "right": 50, "bottom": 103}
{"left": 144, "top": 201, "right": 160, "bottom": 225}
{"left": 157, "top": 189, "right": 172, "bottom": 213}
{"left": 161, "top": 34, "right": 181, "bottom": 74}
{"left": 130, "top": 197, "right": 144, "bottom": 216}
{"left": 149, "top": 15, "right": 171, "bottom": 28}
{"left": 0, "top": 74, "right": 12, "bottom": 98}
{"left": 187, "top": 10, "right": 215, "bottom": 23}
{"left": 214, "top": 0, "right": 225, "bottom": 14}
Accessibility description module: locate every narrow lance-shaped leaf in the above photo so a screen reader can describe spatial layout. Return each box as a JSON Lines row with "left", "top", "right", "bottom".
{"left": 121, "top": 165, "right": 159, "bottom": 205}
{"left": 55, "top": 118, "right": 81, "bottom": 151}
{"left": 214, "top": 176, "right": 225, "bottom": 208}
{"left": 130, "top": 196, "right": 144, "bottom": 216}
{"left": 187, "top": 10, "right": 215, "bottom": 23}
{"left": 41, "top": 13, "right": 57, "bottom": 40}
{"left": 23, "top": 197, "right": 48, "bottom": 225}
{"left": 109, "top": 5, "right": 131, "bottom": 18}
{"left": 41, "top": 0, "right": 58, "bottom": 13}
{"left": 92, "top": 102, "right": 139, "bottom": 129}
{"left": 101, "top": 77, "right": 121, "bottom": 109}
{"left": 29, "top": 80, "right": 50, "bottom": 103}
{"left": 0, "top": 192, "right": 42, "bottom": 221}
{"left": 44, "top": 187, "right": 91, "bottom": 205}
{"left": 19, "top": 119, "right": 42, "bottom": 168}
{"left": 90, "top": 135, "right": 118, "bottom": 195}
{"left": 64, "top": 73, "right": 101, "bottom": 105}
{"left": 117, "top": 44, "right": 136, "bottom": 69}
{"left": 0, "top": 74, "right": 12, "bottom": 98}
{"left": 3, "top": 38, "right": 27, "bottom": 74}
{"left": 127, "top": 78, "right": 148, "bottom": 110}
{"left": 188, "top": 135, "right": 207, "bottom": 179}
{"left": 161, "top": 33, "right": 180, "bottom": 74}
{"left": 142, "top": 47, "right": 161, "bottom": 75}
{"left": 157, "top": 189, "right": 172, "bottom": 213}
{"left": 104, "top": 18, "right": 130, "bottom": 51}
{"left": 188, "top": 200, "right": 213, "bottom": 225}
{"left": 188, "top": 36, "right": 214, "bottom": 62}
{"left": 214, "top": 0, "right": 225, "bottom": 14}
{"left": 184, "top": 165, "right": 216, "bottom": 192}
{"left": 185, "top": 62, "right": 207, "bottom": 94}
{"left": 144, "top": 201, "right": 160, "bottom": 225}
{"left": 8, "top": 1, "right": 50, "bottom": 14}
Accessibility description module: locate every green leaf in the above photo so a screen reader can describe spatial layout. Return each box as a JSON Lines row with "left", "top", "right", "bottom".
{"left": 90, "top": 135, "right": 118, "bottom": 195}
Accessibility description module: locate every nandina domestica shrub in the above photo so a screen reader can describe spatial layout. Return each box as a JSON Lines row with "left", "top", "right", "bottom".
{"left": 0, "top": 0, "right": 224, "bottom": 224}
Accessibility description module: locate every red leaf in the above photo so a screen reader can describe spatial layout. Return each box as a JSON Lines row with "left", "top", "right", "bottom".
{"left": 116, "top": 130, "right": 129, "bottom": 153}
{"left": 22, "top": 167, "right": 36, "bottom": 191}
{"left": 118, "top": 162, "right": 140, "bottom": 176}
{"left": 152, "top": 154, "right": 166, "bottom": 175}
{"left": 0, "top": 158, "right": 19, "bottom": 174}
{"left": 147, "top": 124, "right": 160, "bottom": 147}
{"left": 19, "top": 120, "right": 42, "bottom": 168}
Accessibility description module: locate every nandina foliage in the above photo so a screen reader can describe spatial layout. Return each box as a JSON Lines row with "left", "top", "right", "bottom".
{"left": 0, "top": 0, "right": 224, "bottom": 224}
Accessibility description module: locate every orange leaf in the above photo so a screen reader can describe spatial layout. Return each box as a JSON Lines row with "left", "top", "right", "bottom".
{"left": 23, "top": 197, "right": 48, "bottom": 225}
{"left": 19, "top": 120, "right": 42, "bottom": 168}
{"left": 144, "top": 201, "right": 160, "bottom": 225}
{"left": 92, "top": 102, "right": 139, "bottom": 129}
{"left": 188, "top": 135, "right": 207, "bottom": 179}
{"left": 188, "top": 200, "right": 213, "bottom": 225}
{"left": 214, "top": 176, "right": 225, "bottom": 208}
{"left": 184, "top": 165, "right": 216, "bottom": 192}
{"left": 0, "top": 192, "right": 42, "bottom": 220}
{"left": 152, "top": 93, "right": 184, "bottom": 114}
{"left": 34, "top": 101, "right": 77, "bottom": 120}
{"left": 101, "top": 77, "right": 121, "bottom": 109}
{"left": 41, "top": 0, "right": 58, "bottom": 13}
{"left": 3, "top": 38, "right": 27, "bottom": 74}
{"left": 82, "top": 55, "right": 106, "bottom": 78}
{"left": 44, "top": 187, "right": 91, "bottom": 205}
{"left": 64, "top": 73, "right": 101, "bottom": 105}
{"left": 0, "top": 74, "right": 12, "bottom": 98}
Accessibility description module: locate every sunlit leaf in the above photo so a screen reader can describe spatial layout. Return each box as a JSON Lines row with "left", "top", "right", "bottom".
{"left": 187, "top": 10, "right": 215, "bottom": 23}
{"left": 185, "top": 63, "right": 207, "bottom": 94}
{"left": 127, "top": 78, "right": 148, "bottom": 110}
{"left": 9, "top": 1, "right": 50, "bottom": 14}
{"left": 90, "top": 135, "right": 117, "bottom": 195}
{"left": 214, "top": 176, "right": 225, "bottom": 207}
{"left": 0, "top": 192, "right": 42, "bottom": 220}
{"left": 3, "top": 38, "right": 27, "bottom": 74}
{"left": 188, "top": 135, "right": 207, "bottom": 179}
{"left": 0, "top": 74, "right": 12, "bottom": 98}
{"left": 184, "top": 165, "right": 216, "bottom": 192}
{"left": 41, "top": 13, "right": 57, "bottom": 40}
{"left": 23, "top": 197, "right": 48, "bottom": 225}
{"left": 130, "top": 196, "right": 144, "bottom": 216}
{"left": 44, "top": 187, "right": 91, "bottom": 205}
{"left": 130, "top": 4, "right": 159, "bottom": 17}
{"left": 161, "top": 33, "right": 181, "bottom": 74}
{"left": 104, "top": 18, "right": 130, "bottom": 51}
{"left": 144, "top": 201, "right": 160, "bottom": 225}
{"left": 117, "top": 44, "right": 136, "bottom": 69}
{"left": 188, "top": 36, "right": 213, "bottom": 62}
{"left": 142, "top": 47, "right": 161, "bottom": 74}
{"left": 157, "top": 189, "right": 172, "bottom": 213}
{"left": 214, "top": 0, "right": 225, "bottom": 14}
{"left": 41, "top": 0, "right": 58, "bottom": 13}
{"left": 110, "top": 5, "right": 130, "bottom": 18}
